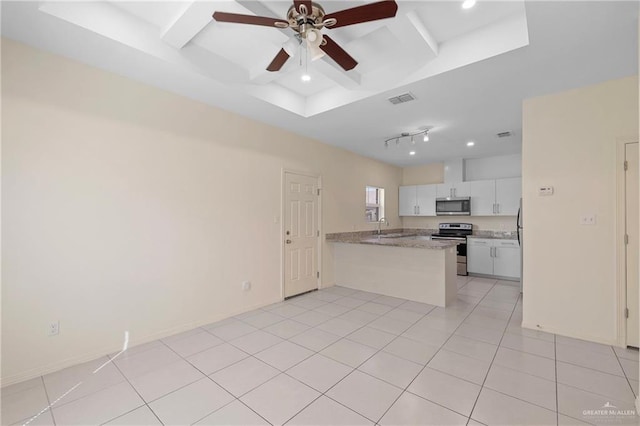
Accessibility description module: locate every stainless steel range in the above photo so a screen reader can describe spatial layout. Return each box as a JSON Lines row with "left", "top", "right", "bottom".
{"left": 430, "top": 223, "right": 473, "bottom": 276}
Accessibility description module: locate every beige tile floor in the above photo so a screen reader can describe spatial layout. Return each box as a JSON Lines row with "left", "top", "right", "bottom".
{"left": 2, "top": 277, "right": 639, "bottom": 425}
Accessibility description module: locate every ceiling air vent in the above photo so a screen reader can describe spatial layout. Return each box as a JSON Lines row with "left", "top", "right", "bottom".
{"left": 496, "top": 131, "right": 513, "bottom": 138}
{"left": 388, "top": 92, "right": 416, "bottom": 105}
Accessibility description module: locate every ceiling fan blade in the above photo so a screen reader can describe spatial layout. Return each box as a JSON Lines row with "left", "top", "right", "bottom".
{"left": 293, "top": 0, "right": 313, "bottom": 15}
{"left": 213, "top": 11, "right": 289, "bottom": 28}
{"left": 324, "top": 0, "right": 398, "bottom": 29}
{"left": 266, "top": 49, "right": 291, "bottom": 72}
{"left": 320, "top": 35, "right": 357, "bottom": 71}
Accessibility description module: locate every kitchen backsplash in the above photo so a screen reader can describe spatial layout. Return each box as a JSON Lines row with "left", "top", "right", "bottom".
{"left": 402, "top": 215, "right": 517, "bottom": 231}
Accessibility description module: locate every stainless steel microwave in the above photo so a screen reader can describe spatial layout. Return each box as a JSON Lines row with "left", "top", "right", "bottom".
{"left": 436, "top": 197, "right": 471, "bottom": 216}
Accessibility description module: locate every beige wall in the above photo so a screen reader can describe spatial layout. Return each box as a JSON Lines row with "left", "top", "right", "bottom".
{"left": 1, "top": 39, "right": 403, "bottom": 385}
{"left": 402, "top": 163, "right": 444, "bottom": 185}
{"left": 522, "top": 75, "right": 638, "bottom": 345}
{"left": 401, "top": 162, "right": 517, "bottom": 231}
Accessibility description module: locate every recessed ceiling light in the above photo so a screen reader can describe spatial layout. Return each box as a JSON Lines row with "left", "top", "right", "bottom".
{"left": 301, "top": 73, "right": 311, "bottom": 82}
{"left": 423, "top": 132, "right": 429, "bottom": 142}
{"left": 467, "top": 141, "right": 475, "bottom": 147}
{"left": 462, "top": 0, "right": 477, "bottom": 9}
{"left": 409, "top": 151, "right": 416, "bottom": 156}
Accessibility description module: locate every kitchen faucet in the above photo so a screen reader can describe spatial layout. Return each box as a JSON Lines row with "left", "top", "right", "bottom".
{"left": 377, "top": 217, "right": 389, "bottom": 235}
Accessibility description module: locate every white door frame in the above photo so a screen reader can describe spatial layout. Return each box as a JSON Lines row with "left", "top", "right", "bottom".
{"left": 281, "top": 169, "right": 322, "bottom": 300}
{"left": 615, "top": 137, "right": 639, "bottom": 347}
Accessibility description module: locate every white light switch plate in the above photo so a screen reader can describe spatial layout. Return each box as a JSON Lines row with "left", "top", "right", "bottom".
{"left": 580, "top": 215, "right": 596, "bottom": 225}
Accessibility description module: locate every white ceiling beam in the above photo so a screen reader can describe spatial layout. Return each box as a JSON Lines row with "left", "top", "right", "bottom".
{"left": 386, "top": 13, "right": 439, "bottom": 60}
{"left": 406, "top": 11, "right": 439, "bottom": 56}
{"left": 313, "top": 59, "right": 362, "bottom": 89}
{"left": 161, "top": 2, "right": 218, "bottom": 49}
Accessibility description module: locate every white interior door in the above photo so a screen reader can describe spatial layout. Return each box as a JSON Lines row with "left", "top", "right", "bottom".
{"left": 284, "top": 172, "right": 319, "bottom": 298}
{"left": 625, "top": 142, "right": 638, "bottom": 347}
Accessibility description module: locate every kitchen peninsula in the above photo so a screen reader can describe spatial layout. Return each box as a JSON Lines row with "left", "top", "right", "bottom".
{"left": 326, "top": 230, "right": 459, "bottom": 307}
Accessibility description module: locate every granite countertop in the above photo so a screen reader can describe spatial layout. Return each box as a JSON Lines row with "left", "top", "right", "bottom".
{"left": 467, "top": 231, "right": 518, "bottom": 240}
{"left": 326, "top": 229, "right": 458, "bottom": 250}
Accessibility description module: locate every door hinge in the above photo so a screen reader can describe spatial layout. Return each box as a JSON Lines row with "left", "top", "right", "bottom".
{"left": 317, "top": 188, "right": 321, "bottom": 196}
{"left": 625, "top": 307, "right": 629, "bottom": 318}
{"left": 317, "top": 271, "right": 320, "bottom": 278}
{"left": 625, "top": 234, "right": 629, "bottom": 245}
{"left": 624, "top": 161, "right": 628, "bottom": 171}
{"left": 317, "top": 230, "right": 320, "bottom": 237}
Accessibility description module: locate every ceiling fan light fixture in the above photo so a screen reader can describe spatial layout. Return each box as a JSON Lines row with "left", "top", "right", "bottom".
{"left": 308, "top": 42, "right": 326, "bottom": 61}
{"left": 462, "top": 0, "right": 477, "bottom": 9}
{"left": 423, "top": 131, "right": 429, "bottom": 142}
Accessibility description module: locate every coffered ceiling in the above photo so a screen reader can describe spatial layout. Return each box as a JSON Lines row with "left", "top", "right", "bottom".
{"left": 2, "top": 1, "right": 638, "bottom": 166}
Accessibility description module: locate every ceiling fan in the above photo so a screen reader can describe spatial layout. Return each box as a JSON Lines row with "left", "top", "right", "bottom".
{"left": 212, "top": 0, "right": 398, "bottom": 72}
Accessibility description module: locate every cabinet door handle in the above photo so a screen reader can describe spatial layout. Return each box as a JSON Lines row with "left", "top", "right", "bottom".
{"left": 493, "top": 204, "right": 496, "bottom": 214}
{"left": 496, "top": 204, "right": 500, "bottom": 214}
{"left": 417, "top": 206, "right": 420, "bottom": 215}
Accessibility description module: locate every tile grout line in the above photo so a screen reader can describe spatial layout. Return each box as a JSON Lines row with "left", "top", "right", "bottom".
{"left": 106, "top": 356, "right": 166, "bottom": 425}
{"left": 156, "top": 338, "right": 273, "bottom": 426}
{"left": 161, "top": 290, "right": 413, "bottom": 425}
{"left": 254, "top": 289, "right": 439, "bottom": 425}
{"left": 275, "top": 293, "right": 436, "bottom": 425}
{"left": 39, "top": 375, "right": 57, "bottom": 426}
{"left": 457, "top": 281, "right": 522, "bottom": 423}
{"left": 372, "top": 279, "right": 506, "bottom": 424}
{"left": 611, "top": 344, "right": 638, "bottom": 399}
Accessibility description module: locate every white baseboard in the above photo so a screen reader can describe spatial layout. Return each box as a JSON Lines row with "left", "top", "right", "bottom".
{"left": 1, "top": 296, "right": 282, "bottom": 388}
{"left": 521, "top": 322, "right": 620, "bottom": 347}
{"left": 319, "top": 281, "right": 336, "bottom": 289}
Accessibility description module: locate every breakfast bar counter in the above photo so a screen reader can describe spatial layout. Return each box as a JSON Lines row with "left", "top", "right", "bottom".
{"left": 326, "top": 230, "right": 459, "bottom": 307}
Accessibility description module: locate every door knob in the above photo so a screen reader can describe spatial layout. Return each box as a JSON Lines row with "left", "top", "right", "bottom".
{"left": 286, "top": 239, "right": 292, "bottom": 244}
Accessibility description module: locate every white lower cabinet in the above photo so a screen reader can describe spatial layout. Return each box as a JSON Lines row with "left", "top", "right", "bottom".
{"left": 468, "top": 238, "right": 521, "bottom": 280}
{"left": 467, "top": 239, "right": 494, "bottom": 275}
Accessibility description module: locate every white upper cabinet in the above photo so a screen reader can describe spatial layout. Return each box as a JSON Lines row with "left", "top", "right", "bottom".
{"left": 399, "top": 185, "right": 417, "bottom": 216}
{"left": 400, "top": 176, "right": 520, "bottom": 217}
{"left": 416, "top": 184, "right": 437, "bottom": 216}
{"left": 436, "top": 182, "right": 470, "bottom": 198}
{"left": 469, "top": 180, "right": 496, "bottom": 216}
{"left": 399, "top": 185, "right": 437, "bottom": 216}
{"left": 495, "top": 177, "right": 521, "bottom": 216}
{"left": 467, "top": 177, "right": 521, "bottom": 216}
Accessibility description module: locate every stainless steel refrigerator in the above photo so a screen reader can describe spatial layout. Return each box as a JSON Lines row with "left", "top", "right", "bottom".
{"left": 517, "top": 198, "right": 523, "bottom": 294}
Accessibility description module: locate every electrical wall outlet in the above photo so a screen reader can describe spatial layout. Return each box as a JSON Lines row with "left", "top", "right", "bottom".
{"left": 48, "top": 321, "right": 59, "bottom": 336}
{"left": 242, "top": 281, "right": 251, "bottom": 291}
{"left": 580, "top": 215, "right": 596, "bottom": 225}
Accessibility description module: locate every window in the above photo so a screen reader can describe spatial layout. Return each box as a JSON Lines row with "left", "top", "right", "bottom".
{"left": 365, "top": 186, "right": 385, "bottom": 222}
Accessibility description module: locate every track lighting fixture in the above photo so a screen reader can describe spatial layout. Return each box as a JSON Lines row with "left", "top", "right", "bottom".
{"left": 384, "top": 128, "right": 432, "bottom": 149}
